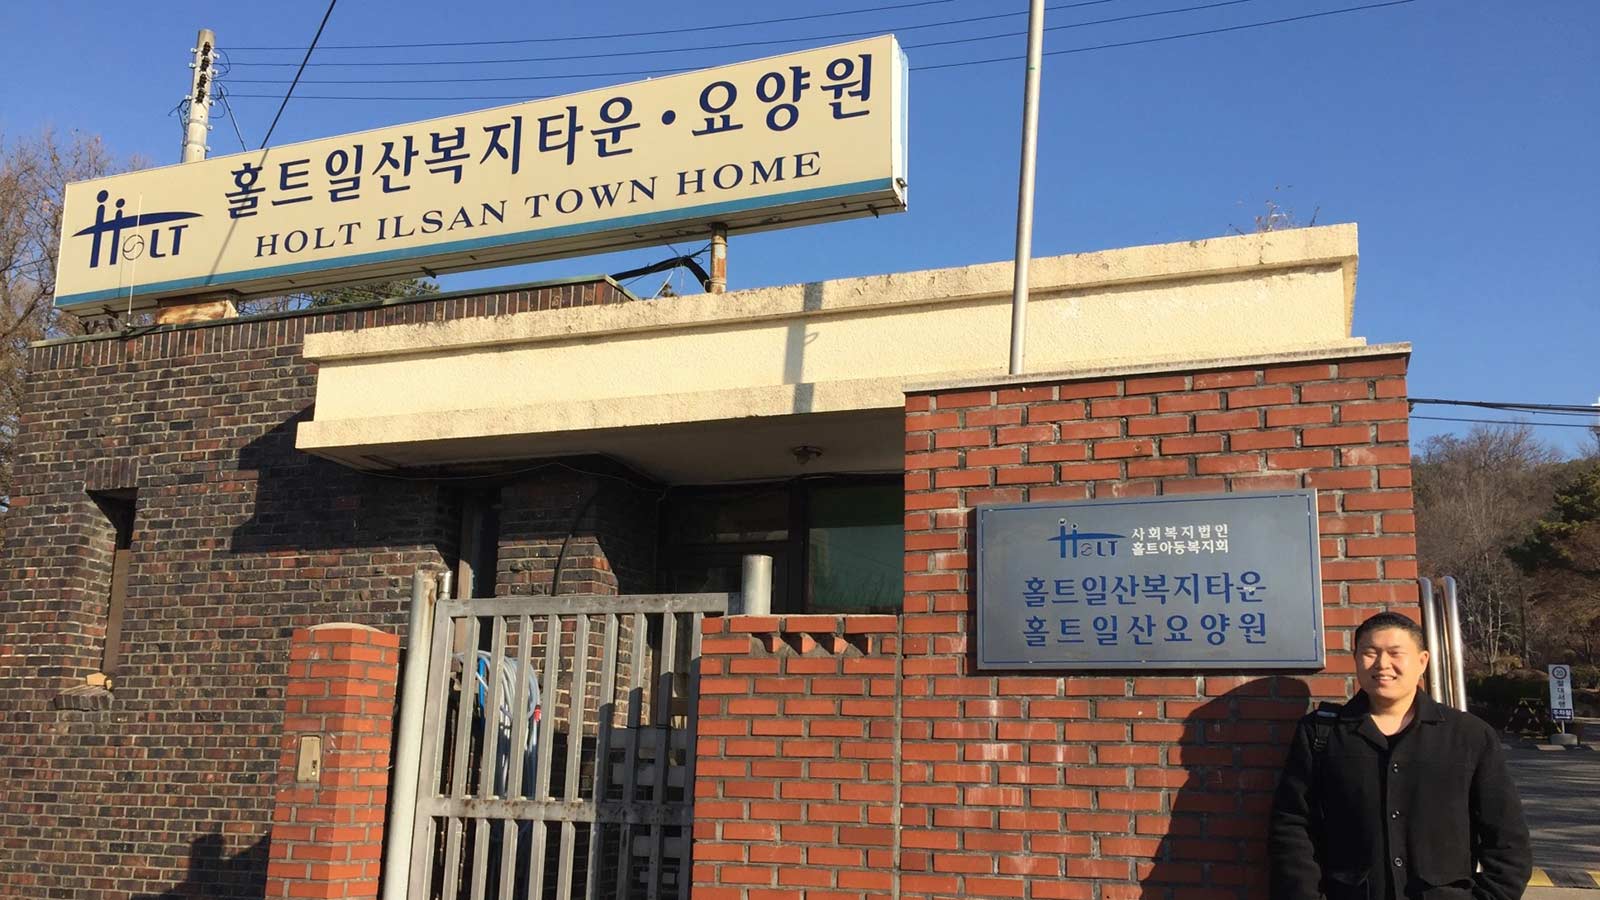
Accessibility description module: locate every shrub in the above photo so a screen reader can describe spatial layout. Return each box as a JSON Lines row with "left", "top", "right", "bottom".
{"left": 1466, "top": 670, "right": 1546, "bottom": 730}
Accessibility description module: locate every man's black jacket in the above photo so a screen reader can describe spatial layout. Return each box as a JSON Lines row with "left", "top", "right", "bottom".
{"left": 1268, "top": 690, "right": 1531, "bottom": 900}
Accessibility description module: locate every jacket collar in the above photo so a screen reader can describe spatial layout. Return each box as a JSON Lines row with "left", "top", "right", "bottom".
{"left": 1341, "top": 688, "right": 1445, "bottom": 746}
{"left": 1410, "top": 688, "right": 1448, "bottom": 723}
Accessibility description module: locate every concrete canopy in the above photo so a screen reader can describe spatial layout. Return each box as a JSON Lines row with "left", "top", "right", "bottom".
{"left": 295, "top": 224, "right": 1366, "bottom": 482}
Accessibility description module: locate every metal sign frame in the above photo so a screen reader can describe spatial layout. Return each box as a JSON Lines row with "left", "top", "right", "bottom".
{"left": 975, "top": 490, "right": 1325, "bottom": 671}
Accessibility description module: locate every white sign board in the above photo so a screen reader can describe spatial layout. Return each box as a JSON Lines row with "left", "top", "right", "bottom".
{"left": 1549, "top": 664, "right": 1574, "bottom": 721}
{"left": 54, "top": 36, "right": 908, "bottom": 313}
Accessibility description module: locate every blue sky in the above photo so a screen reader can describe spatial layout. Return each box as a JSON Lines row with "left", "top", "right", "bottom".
{"left": 3, "top": 0, "right": 1596, "bottom": 453}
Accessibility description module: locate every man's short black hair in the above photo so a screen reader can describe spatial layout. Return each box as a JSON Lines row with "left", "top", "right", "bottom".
{"left": 1354, "top": 611, "right": 1426, "bottom": 651}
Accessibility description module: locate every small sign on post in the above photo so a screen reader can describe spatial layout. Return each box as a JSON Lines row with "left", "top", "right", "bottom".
{"left": 975, "top": 490, "right": 1324, "bottom": 670}
{"left": 1549, "top": 664, "right": 1575, "bottom": 723}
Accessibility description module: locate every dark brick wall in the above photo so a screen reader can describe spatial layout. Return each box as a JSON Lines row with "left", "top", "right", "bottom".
{"left": 0, "top": 280, "right": 629, "bottom": 900}
{"left": 496, "top": 465, "right": 660, "bottom": 598}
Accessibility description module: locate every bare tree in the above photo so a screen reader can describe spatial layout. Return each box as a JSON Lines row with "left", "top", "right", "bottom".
{"left": 1414, "top": 424, "right": 1563, "bottom": 672}
{"left": 0, "top": 130, "right": 433, "bottom": 522}
{"left": 1, "top": 130, "right": 133, "bottom": 517}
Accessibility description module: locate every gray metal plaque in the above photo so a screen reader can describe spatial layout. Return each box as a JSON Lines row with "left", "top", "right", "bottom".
{"left": 976, "top": 490, "right": 1324, "bottom": 670}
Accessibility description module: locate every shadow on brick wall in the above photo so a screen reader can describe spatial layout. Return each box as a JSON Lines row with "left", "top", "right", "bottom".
{"left": 230, "top": 410, "right": 451, "bottom": 555}
{"left": 1140, "top": 677, "right": 1312, "bottom": 900}
{"left": 132, "top": 832, "right": 269, "bottom": 900}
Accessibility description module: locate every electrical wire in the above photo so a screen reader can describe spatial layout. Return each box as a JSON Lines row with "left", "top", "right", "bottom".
{"left": 914, "top": 0, "right": 1417, "bottom": 71}
{"left": 213, "top": 86, "right": 253, "bottom": 152}
{"left": 222, "top": 0, "right": 1421, "bottom": 102}
{"left": 224, "top": 0, "right": 1261, "bottom": 84}
{"left": 259, "top": 0, "right": 339, "bottom": 148}
{"left": 223, "top": 0, "right": 1158, "bottom": 70}
{"left": 1411, "top": 415, "right": 1599, "bottom": 431}
{"left": 1411, "top": 398, "right": 1600, "bottom": 417}
{"left": 226, "top": 0, "right": 1022, "bottom": 52}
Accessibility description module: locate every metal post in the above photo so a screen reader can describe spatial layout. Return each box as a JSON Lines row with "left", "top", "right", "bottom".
{"left": 381, "top": 569, "right": 437, "bottom": 900}
{"left": 1007, "top": 0, "right": 1046, "bottom": 376}
{"left": 182, "top": 29, "right": 216, "bottom": 163}
{"left": 1442, "top": 576, "right": 1469, "bottom": 711}
{"left": 708, "top": 224, "right": 728, "bottom": 294}
{"left": 740, "top": 554, "right": 772, "bottom": 616}
{"left": 1417, "top": 578, "right": 1445, "bottom": 702}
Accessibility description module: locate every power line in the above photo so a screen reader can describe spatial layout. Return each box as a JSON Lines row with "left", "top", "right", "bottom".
{"left": 213, "top": 86, "right": 252, "bottom": 152}
{"left": 259, "top": 0, "right": 339, "bottom": 148}
{"left": 223, "top": 0, "right": 1153, "bottom": 70}
{"left": 1411, "top": 415, "right": 1599, "bottom": 431}
{"left": 914, "top": 0, "right": 1261, "bottom": 52}
{"left": 228, "top": 0, "right": 976, "bottom": 52}
{"left": 915, "top": 0, "right": 1417, "bottom": 71}
{"left": 223, "top": 0, "right": 1420, "bottom": 102}
{"left": 1411, "top": 398, "right": 1600, "bottom": 417}
{"left": 225, "top": 0, "right": 1258, "bottom": 83}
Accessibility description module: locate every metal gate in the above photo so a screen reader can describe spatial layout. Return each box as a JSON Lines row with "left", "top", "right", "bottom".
{"left": 407, "top": 593, "right": 729, "bottom": 900}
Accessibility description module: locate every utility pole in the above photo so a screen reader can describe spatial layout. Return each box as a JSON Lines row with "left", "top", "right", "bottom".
{"left": 160, "top": 27, "right": 237, "bottom": 324}
{"left": 182, "top": 28, "right": 217, "bottom": 162}
{"left": 708, "top": 224, "right": 728, "bottom": 294}
{"left": 1007, "top": 0, "right": 1045, "bottom": 375}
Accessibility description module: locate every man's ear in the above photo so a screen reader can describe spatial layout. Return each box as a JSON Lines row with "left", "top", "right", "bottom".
{"left": 1418, "top": 648, "right": 1430, "bottom": 673}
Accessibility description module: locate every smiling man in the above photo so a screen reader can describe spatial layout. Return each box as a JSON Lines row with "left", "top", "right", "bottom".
{"left": 1269, "top": 611, "right": 1532, "bottom": 900}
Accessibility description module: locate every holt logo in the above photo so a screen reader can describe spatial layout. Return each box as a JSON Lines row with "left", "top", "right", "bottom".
{"left": 72, "top": 190, "right": 201, "bottom": 268}
{"left": 1050, "top": 523, "right": 1124, "bottom": 559}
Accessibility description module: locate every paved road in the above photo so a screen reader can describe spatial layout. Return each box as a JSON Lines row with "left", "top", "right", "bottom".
{"left": 1505, "top": 741, "right": 1600, "bottom": 872}
{"left": 1527, "top": 889, "right": 1598, "bottom": 900}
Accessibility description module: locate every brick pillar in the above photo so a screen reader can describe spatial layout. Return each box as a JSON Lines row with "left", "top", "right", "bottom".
{"left": 265, "top": 623, "right": 401, "bottom": 900}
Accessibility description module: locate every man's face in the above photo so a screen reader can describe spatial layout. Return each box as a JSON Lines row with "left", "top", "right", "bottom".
{"left": 1355, "top": 626, "right": 1430, "bottom": 706}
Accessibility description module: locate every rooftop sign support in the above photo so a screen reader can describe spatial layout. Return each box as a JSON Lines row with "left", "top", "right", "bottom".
{"left": 54, "top": 36, "right": 908, "bottom": 314}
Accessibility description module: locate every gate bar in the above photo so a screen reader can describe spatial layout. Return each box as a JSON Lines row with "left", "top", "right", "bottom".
{"left": 556, "top": 613, "right": 594, "bottom": 900}
{"left": 381, "top": 569, "right": 433, "bottom": 900}
{"left": 589, "top": 613, "right": 621, "bottom": 899}
{"left": 498, "top": 614, "right": 534, "bottom": 898}
{"left": 677, "top": 615, "right": 705, "bottom": 900}
{"left": 528, "top": 613, "right": 561, "bottom": 900}
{"left": 646, "top": 612, "right": 680, "bottom": 900}
{"left": 405, "top": 590, "right": 457, "bottom": 899}
{"left": 616, "top": 611, "right": 647, "bottom": 899}
{"left": 440, "top": 615, "right": 480, "bottom": 900}
{"left": 467, "top": 616, "right": 508, "bottom": 899}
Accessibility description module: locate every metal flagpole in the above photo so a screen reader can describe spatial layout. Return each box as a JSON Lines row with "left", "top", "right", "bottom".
{"left": 1008, "top": 0, "right": 1046, "bottom": 376}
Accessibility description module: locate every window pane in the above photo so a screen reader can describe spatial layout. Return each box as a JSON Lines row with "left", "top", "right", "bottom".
{"left": 807, "top": 483, "right": 903, "bottom": 614}
{"left": 665, "top": 485, "right": 789, "bottom": 545}
{"left": 662, "top": 549, "right": 789, "bottom": 613}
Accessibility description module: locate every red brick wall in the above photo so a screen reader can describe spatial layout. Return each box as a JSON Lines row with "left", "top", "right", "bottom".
{"left": 693, "top": 350, "right": 1417, "bottom": 900}
{"left": 0, "top": 280, "right": 629, "bottom": 899}
{"left": 694, "top": 615, "right": 903, "bottom": 900}
{"left": 265, "top": 624, "right": 400, "bottom": 900}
